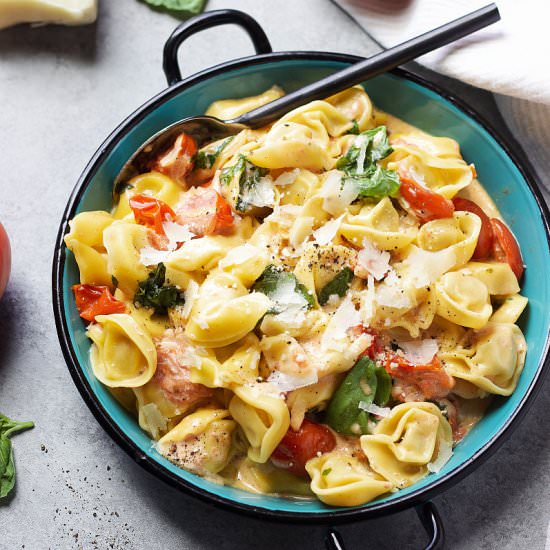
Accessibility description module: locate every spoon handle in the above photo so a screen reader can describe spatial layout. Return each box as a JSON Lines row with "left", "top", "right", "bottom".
{"left": 233, "top": 3, "right": 499, "bottom": 128}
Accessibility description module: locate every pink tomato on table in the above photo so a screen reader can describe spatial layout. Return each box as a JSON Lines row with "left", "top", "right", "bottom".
{"left": 0, "top": 223, "right": 10, "bottom": 299}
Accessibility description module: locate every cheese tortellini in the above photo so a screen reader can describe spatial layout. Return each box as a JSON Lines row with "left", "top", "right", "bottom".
{"left": 68, "top": 84, "right": 528, "bottom": 509}
{"left": 87, "top": 314, "right": 157, "bottom": 388}
{"left": 361, "top": 403, "right": 453, "bottom": 488}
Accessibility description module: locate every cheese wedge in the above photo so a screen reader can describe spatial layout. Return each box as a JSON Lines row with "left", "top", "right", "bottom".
{"left": 0, "top": 0, "right": 97, "bottom": 29}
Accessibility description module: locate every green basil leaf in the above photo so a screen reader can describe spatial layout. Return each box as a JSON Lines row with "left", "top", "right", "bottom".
{"left": 252, "top": 265, "right": 314, "bottom": 313}
{"left": 350, "top": 165, "right": 401, "bottom": 199}
{"left": 141, "top": 0, "right": 207, "bottom": 17}
{"left": 134, "top": 263, "right": 185, "bottom": 315}
{"left": 347, "top": 120, "right": 360, "bottom": 135}
{"left": 220, "top": 154, "right": 270, "bottom": 213}
{"left": 374, "top": 366, "right": 392, "bottom": 406}
{"left": 336, "top": 126, "right": 393, "bottom": 176}
{"left": 195, "top": 136, "right": 234, "bottom": 169}
{"left": 325, "top": 357, "right": 378, "bottom": 436}
{"left": 317, "top": 267, "right": 354, "bottom": 306}
{"left": 0, "top": 413, "right": 34, "bottom": 499}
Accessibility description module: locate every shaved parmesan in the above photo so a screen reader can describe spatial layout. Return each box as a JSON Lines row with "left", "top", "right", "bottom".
{"left": 244, "top": 175, "right": 275, "bottom": 208}
{"left": 355, "top": 135, "right": 369, "bottom": 174}
{"left": 398, "top": 339, "right": 438, "bottom": 364}
{"left": 162, "top": 221, "right": 195, "bottom": 245}
{"left": 321, "top": 295, "right": 361, "bottom": 351}
{"left": 140, "top": 221, "right": 195, "bottom": 266}
{"left": 181, "top": 280, "right": 200, "bottom": 320}
{"left": 313, "top": 215, "right": 344, "bottom": 246}
{"left": 359, "top": 274, "right": 376, "bottom": 324}
{"left": 274, "top": 169, "right": 300, "bottom": 186}
{"left": 139, "top": 246, "right": 172, "bottom": 266}
{"left": 375, "top": 271, "right": 412, "bottom": 309}
{"left": 267, "top": 369, "right": 318, "bottom": 392}
{"left": 427, "top": 444, "right": 453, "bottom": 473}
{"left": 358, "top": 401, "right": 391, "bottom": 417}
{"left": 356, "top": 239, "right": 391, "bottom": 281}
{"left": 402, "top": 247, "right": 456, "bottom": 288}
{"left": 321, "top": 170, "right": 360, "bottom": 216}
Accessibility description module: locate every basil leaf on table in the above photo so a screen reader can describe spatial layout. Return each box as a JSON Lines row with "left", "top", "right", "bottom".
{"left": 141, "top": 0, "right": 207, "bottom": 17}
{"left": 317, "top": 267, "right": 354, "bottom": 306}
{"left": 0, "top": 413, "right": 34, "bottom": 499}
{"left": 325, "top": 357, "right": 378, "bottom": 436}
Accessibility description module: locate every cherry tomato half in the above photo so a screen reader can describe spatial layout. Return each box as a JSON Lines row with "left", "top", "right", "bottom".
{"left": 399, "top": 175, "right": 455, "bottom": 223}
{"left": 452, "top": 197, "right": 494, "bottom": 259}
{"left": 73, "top": 284, "right": 126, "bottom": 322}
{"left": 0, "top": 223, "right": 11, "bottom": 300}
{"left": 490, "top": 218, "right": 524, "bottom": 280}
{"left": 385, "top": 352, "right": 455, "bottom": 400}
{"left": 129, "top": 194, "right": 176, "bottom": 236}
{"left": 271, "top": 419, "right": 336, "bottom": 478}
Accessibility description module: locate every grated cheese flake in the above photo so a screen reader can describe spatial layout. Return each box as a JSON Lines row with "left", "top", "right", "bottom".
{"left": 321, "top": 170, "right": 360, "bottom": 216}
{"left": 427, "top": 443, "right": 453, "bottom": 473}
{"left": 356, "top": 239, "right": 391, "bottom": 281}
{"left": 358, "top": 401, "right": 391, "bottom": 417}
{"left": 274, "top": 168, "right": 300, "bottom": 186}
{"left": 398, "top": 339, "right": 439, "bottom": 365}
{"left": 313, "top": 215, "right": 344, "bottom": 246}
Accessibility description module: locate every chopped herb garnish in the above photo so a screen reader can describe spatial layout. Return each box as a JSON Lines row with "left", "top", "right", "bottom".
{"left": 322, "top": 468, "right": 332, "bottom": 476}
{"left": 195, "top": 136, "right": 234, "bottom": 169}
{"left": 220, "top": 154, "right": 271, "bottom": 213}
{"left": 111, "top": 275, "right": 119, "bottom": 289}
{"left": 336, "top": 126, "right": 400, "bottom": 199}
{"left": 347, "top": 165, "right": 401, "bottom": 199}
{"left": 317, "top": 267, "right": 354, "bottom": 305}
{"left": 134, "top": 263, "right": 184, "bottom": 315}
{"left": 347, "top": 120, "right": 360, "bottom": 135}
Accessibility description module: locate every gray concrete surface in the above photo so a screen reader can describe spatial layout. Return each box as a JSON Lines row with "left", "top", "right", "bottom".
{"left": 0, "top": 1, "right": 549, "bottom": 548}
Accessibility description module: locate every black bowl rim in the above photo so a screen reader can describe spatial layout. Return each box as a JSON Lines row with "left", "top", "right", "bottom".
{"left": 52, "top": 50, "right": 550, "bottom": 525}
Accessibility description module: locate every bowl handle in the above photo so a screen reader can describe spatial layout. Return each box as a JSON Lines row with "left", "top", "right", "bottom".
{"left": 162, "top": 9, "right": 272, "bottom": 86}
{"left": 325, "top": 502, "right": 444, "bottom": 550}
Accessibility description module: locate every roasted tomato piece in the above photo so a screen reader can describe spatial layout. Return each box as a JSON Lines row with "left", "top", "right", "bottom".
{"left": 385, "top": 351, "right": 455, "bottom": 401}
{"left": 399, "top": 174, "right": 455, "bottom": 222}
{"left": 129, "top": 194, "right": 176, "bottom": 236}
{"left": 73, "top": 284, "right": 126, "bottom": 322}
{"left": 175, "top": 186, "right": 234, "bottom": 236}
{"left": 152, "top": 132, "right": 198, "bottom": 184}
{"left": 271, "top": 419, "right": 336, "bottom": 478}
{"left": 357, "top": 327, "right": 384, "bottom": 360}
{"left": 490, "top": 218, "right": 524, "bottom": 280}
{"left": 452, "top": 197, "right": 493, "bottom": 259}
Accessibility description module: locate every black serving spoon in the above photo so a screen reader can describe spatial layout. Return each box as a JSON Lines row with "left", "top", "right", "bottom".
{"left": 113, "top": 3, "right": 500, "bottom": 195}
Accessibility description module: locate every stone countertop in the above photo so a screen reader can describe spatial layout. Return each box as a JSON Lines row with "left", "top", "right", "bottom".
{"left": 0, "top": 0, "right": 548, "bottom": 548}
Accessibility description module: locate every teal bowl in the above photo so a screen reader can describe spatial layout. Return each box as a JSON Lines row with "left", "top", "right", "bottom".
{"left": 52, "top": 10, "right": 550, "bottom": 535}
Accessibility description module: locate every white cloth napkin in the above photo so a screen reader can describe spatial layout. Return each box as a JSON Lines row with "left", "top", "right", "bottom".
{"left": 332, "top": 0, "right": 550, "bottom": 194}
